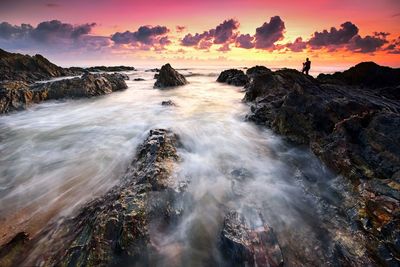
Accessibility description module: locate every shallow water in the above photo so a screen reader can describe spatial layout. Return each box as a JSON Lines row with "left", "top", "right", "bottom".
{"left": 0, "top": 68, "right": 367, "bottom": 266}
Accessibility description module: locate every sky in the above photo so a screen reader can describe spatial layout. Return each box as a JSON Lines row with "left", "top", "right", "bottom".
{"left": 0, "top": 0, "right": 399, "bottom": 68}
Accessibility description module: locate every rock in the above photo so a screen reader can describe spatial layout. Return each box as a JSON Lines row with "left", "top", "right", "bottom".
{"left": 244, "top": 64, "right": 400, "bottom": 264}
{"left": 246, "top": 66, "right": 271, "bottom": 78}
{"left": 317, "top": 62, "right": 400, "bottom": 88}
{"left": 145, "top": 68, "right": 160, "bottom": 72}
{"left": 217, "top": 69, "right": 249, "bottom": 86}
{"left": 154, "top": 64, "right": 187, "bottom": 88}
{"left": 0, "top": 129, "right": 182, "bottom": 266}
{"left": 134, "top": 78, "right": 145, "bottom": 81}
{"left": 0, "top": 48, "right": 78, "bottom": 83}
{"left": 85, "top": 66, "right": 135, "bottom": 72}
{"left": 161, "top": 100, "right": 176, "bottom": 106}
{"left": 0, "top": 81, "right": 47, "bottom": 113}
{"left": 219, "top": 210, "right": 283, "bottom": 267}
{"left": 0, "top": 232, "right": 30, "bottom": 267}
{"left": 0, "top": 73, "right": 128, "bottom": 113}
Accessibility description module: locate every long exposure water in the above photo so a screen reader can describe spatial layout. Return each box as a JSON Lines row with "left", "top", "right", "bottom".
{"left": 0, "top": 68, "right": 369, "bottom": 266}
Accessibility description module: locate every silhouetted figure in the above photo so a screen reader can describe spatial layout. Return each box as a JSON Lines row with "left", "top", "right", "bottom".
{"left": 302, "top": 58, "right": 311, "bottom": 75}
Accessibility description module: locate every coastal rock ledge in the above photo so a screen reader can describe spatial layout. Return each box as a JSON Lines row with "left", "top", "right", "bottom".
{"left": 0, "top": 73, "right": 128, "bottom": 113}
{"left": 0, "top": 129, "right": 182, "bottom": 266}
{"left": 236, "top": 62, "right": 400, "bottom": 266}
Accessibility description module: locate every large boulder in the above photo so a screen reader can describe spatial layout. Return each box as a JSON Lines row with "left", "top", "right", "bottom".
{"left": 0, "top": 129, "right": 183, "bottom": 266}
{"left": 154, "top": 64, "right": 187, "bottom": 88}
{"left": 217, "top": 69, "right": 249, "bottom": 86}
{"left": 0, "top": 73, "right": 128, "bottom": 113}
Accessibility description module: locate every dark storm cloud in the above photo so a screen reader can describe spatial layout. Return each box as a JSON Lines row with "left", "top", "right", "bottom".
{"left": 235, "top": 34, "right": 254, "bottom": 49}
{"left": 111, "top": 25, "right": 170, "bottom": 48}
{"left": 0, "top": 20, "right": 107, "bottom": 53}
{"left": 348, "top": 34, "right": 388, "bottom": 53}
{"left": 283, "top": 37, "right": 307, "bottom": 52}
{"left": 31, "top": 20, "right": 96, "bottom": 41}
{"left": 385, "top": 37, "right": 400, "bottom": 54}
{"left": 281, "top": 21, "right": 393, "bottom": 54}
{"left": 213, "top": 19, "right": 239, "bottom": 44}
{"left": 254, "top": 16, "right": 285, "bottom": 49}
{"left": 308, "top": 21, "right": 359, "bottom": 47}
{"left": 181, "top": 19, "right": 239, "bottom": 49}
{"left": 0, "top": 22, "right": 33, "bottom": 39}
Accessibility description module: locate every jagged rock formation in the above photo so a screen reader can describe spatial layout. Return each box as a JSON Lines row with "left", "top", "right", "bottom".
{"left": 241, "top": 63, "right": 400, "bottom": 266}
{"left": 0, "top": 129, "right": 182, "bottom": 267}
{"left": 217, "top": 69, "right": 249, "bottom": 86}
{"left": 0, "top": 49, "right": 78, "bottom": 83}
{"left": 0, "top": 73, "right": 128, "bottom": 113}
{"left": 154, "top": 64, "right": 187, "bottom": 88}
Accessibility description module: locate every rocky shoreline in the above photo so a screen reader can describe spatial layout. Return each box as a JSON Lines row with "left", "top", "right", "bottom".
{"left": 220, "top": 62, "right": 399, "bottom": 266}
{"left": 0, "top": 47, "right": 399, "bottom": 266}
{"left": 0, "top": 49, "right": 130, "bottom": 114}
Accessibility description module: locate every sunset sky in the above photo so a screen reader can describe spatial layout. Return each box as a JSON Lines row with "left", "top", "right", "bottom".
{"left": 0, "top": 0, "right": 399, "bottom": 68}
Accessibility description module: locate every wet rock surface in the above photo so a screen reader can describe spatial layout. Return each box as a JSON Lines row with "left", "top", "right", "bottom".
{"left": 220, "top": 211, "right": 283, "bottom": 267}
{"left": 217, "top": 69, "right": 249, "bottom": 86}
{"left": 154, "top": 64, "right": 187, "bottom": 88}
{"left": 0, "top": 129, "right": 182, "bottom": 266}
{"left": 243, "top": 63, "right": 400, "bottom": 266}
{"left": 161, "top": 100, "right": 176, "bottom": 106}
{"left": 0, "top": 49, "right": 78, "bottom": 83}
{"left": 0, "top": 73, "right": 128, "bottom": 113}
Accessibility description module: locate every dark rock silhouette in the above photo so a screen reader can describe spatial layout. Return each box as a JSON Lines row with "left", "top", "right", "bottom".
{"left": 145, "top": 68, "right": 160, "bottom": 72}
{"left": 133, "top": 78, "right": 145, "bottom": 81}
{"left": 246, "top": 65, "right": 272, "bottom": 78}
{"left": 0, "top": 73, "right": 128, "bottom": 113}
{"left": 68, "top": 66, "right": 135, "bottom": 73}
{"left": 0, "top": 49, "right": 78, "bottom": 83}
{"left": 161, "top": 100, "right": 176, "bottom": 106}
{"left": 317, "top": 62, "right": 400, "bottom": 88}
{"left": 217, "top": 69, "right": 249, "bottom": 86}
{"left": 243, "top": 63, "right": 400, "bottom": 266}
{"left": 154, "top": 64, "right": 187, "bottom": 88}
{"left": 0, "top": 129, "right": 182, "bottom": 267}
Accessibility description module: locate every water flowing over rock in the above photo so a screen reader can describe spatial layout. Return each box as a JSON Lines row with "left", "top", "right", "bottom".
{"left": 154, "top": 64, "right": 188, "bottom": 88}
{"left": 0, "top": 129, "right": 182, "bottom": 267}
{"left": 244, "top": 63, "right": 400, "bottom": 266}
{"left": 0, "top": 73, "right": 128, "bottom": 113}
{"left": 220, "top": 211, "right": 283, "bottom": 267}
{"left": 217, "top": 69, "right": 249, "bottom": 86}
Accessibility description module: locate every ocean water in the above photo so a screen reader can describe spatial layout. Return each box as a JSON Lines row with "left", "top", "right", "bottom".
{"left": 0, "top": 68, "right": 369, "bottom": 266}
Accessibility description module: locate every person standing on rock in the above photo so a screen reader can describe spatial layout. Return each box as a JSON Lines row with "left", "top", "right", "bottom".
{"left": 302, "top": 58, "right": 311, "bottom": 75}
